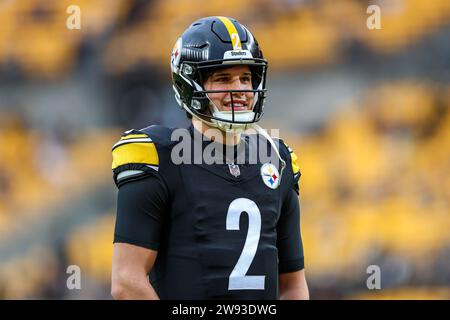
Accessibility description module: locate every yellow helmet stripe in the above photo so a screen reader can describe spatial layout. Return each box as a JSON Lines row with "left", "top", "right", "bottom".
{"left": 217, "top": 16, "right": 242, "bottom": 50}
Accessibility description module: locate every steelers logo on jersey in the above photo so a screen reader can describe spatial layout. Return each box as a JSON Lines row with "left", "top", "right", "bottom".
{"left": 260, "top": 163, "right": 280, "bottom": 189}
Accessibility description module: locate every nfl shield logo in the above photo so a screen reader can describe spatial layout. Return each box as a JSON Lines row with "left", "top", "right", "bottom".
{"left": 228, "top": 163, "right": 241, "bottom": 177}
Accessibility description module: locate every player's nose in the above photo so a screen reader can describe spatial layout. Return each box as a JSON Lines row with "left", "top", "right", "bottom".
{"left": 229, "top": 77, "right": 245, "bottom": 90}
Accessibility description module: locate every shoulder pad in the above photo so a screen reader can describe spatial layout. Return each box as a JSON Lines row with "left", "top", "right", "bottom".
{"left": 140, "top": 125, "right": 176, "bottom": 147}
{"left": 111, "top": 129, "right": 159, "bottom": 187}
{"left": 284, "top": 142, "right": 300, "bottom": 177}
{"left": 280, "top": 140, "right": 301, "bottom": 194}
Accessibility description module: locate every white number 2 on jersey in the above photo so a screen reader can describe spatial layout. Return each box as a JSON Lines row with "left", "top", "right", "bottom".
{"left": 226, "top": 198, "right": 265, "bottom": 290}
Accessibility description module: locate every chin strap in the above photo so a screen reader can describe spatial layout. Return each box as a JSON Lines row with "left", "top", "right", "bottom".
{"left": 252, "top": 123, "right": 286, "bottom": 183}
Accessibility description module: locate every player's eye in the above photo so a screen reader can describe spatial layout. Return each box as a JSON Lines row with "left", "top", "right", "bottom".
{"left": 241, "top": 76, "right": 252, "bottom": 83}
{"left": 214, "top": 76, "right": 229, "bottom": 82}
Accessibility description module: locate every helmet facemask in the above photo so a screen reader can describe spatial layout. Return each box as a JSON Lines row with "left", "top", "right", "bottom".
{"left": 176, "top": 61, "right": 268, "bottom": 133}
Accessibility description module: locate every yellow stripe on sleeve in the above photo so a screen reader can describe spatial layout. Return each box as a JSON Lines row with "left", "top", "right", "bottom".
{"left": 290, "top": 151, "right": 300, "bottom": 174}
{"left": 112, "top": 142, "right": 159, "bottom": 170}
{"left": 120, "top": 133, "right": 149, "bottom": 141}
{"left": 283, "top": 141, "right": 300, "bottom": 175}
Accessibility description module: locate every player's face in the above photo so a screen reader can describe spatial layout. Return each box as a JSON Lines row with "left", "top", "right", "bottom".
{"left": 203, "top": 65, "right": 254, "bottom": 112}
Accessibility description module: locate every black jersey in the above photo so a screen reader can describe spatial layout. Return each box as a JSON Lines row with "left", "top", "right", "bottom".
{"left": 112, "top": 125, "right": 304, "bottom": 299}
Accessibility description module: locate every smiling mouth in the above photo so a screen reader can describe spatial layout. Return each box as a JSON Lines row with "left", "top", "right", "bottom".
{"left": 223, "top": 100, "right": 249, "bottom": 111}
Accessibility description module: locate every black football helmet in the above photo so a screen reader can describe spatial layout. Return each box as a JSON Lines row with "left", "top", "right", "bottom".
{"left": 170, "top": 16, "right": 268, "bottom": 132}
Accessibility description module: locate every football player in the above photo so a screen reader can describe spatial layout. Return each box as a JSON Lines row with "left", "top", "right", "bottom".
{"left": 111, "top": 16, "right": 309, "bottom": 300}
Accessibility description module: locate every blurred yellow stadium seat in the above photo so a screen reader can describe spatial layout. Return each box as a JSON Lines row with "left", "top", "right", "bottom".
{"left": 66, "top": 213, "right": 115, "bottom": 283}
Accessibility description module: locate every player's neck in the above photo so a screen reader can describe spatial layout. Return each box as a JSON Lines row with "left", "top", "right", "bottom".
{"left": 192, "top": 118, "right": 241, "bottom": 146}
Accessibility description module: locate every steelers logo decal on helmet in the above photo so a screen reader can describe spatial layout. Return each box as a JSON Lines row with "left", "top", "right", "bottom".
{"left": 260, "top": 163, "right": 281, "bottom": 189}
{"left": 170, "top": 37, "right": 182, "bottom": 72}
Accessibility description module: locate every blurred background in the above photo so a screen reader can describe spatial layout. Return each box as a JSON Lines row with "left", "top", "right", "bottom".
{"left": 0, "top": 0, "right": 449, "bottom": 299}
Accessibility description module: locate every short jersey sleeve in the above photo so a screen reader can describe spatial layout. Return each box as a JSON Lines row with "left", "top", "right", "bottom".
{"left": 277, "top": 189, "right": 304, "bottom": 273}
{"left": 112, "top": 129, "right": 170, "bottom": 250}
{"left": 111, "top": 129, "right": 160, "bottom": 188}
{"left": 114, "top": 174, "right": 168, "bottom": 250}
{"left": 276, "top": 140, "right": 304, "bottom": 273}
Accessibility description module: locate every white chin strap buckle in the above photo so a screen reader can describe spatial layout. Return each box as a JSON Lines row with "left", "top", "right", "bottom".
{"left": 212, "top": 111, "right": 256, "bottom": 122}
{"left": 211, "top": 111, "right": 256, "bottom": 133}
